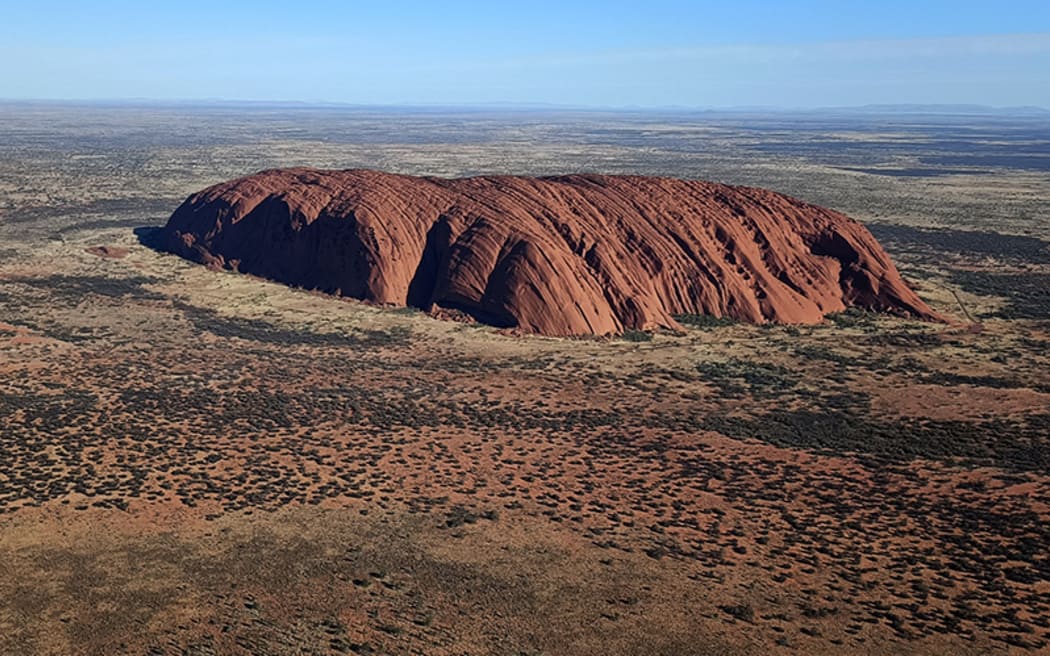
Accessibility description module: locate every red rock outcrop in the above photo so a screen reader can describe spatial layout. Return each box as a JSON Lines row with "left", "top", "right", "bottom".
{"left": 161, "top": 168, "right": 941, "bottom": 336}
{"left": 85, "top": 245, "right": 129, "bottom": 259}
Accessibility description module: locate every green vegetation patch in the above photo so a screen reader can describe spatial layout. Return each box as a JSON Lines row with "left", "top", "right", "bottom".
{"left": 868, "top": 224, "right": 1050, "bottom": 265}
{"left": 174, "top": 301, "right": 412, "bottom": 348}
{"left": 825, "top": 308, "right": 879, "bottom": 330}
{"left": 674, "top": 313, "right": 738, "bottom": 329}
{"left": 950, "top": 271, "right": 1050, "bottom": 320}
{"left": 620, "top": 329, "right": 653, "bottom": 342}
{"left": 696, "top": 409, "right": 1050, "bottom": 474}
{"left": 695, "top": 358, "right": 799, "bottom": 399}
{"left": 12, "top": 274, "right": 166, "bottom": 305}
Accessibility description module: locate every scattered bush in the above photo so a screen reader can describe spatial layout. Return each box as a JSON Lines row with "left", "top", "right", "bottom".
{"left": 674, "top": 313, "right": 737, "bottom": 329}
{"left": 621, "top": 329, "right": 653, "bottom": 342}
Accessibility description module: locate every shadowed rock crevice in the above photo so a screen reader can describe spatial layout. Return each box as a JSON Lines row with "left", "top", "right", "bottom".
{"left": 161, "top": 168, "right": 942, "bottom": 336}
{"left": 406, "top": 216, "right": 452, "bottom": 311}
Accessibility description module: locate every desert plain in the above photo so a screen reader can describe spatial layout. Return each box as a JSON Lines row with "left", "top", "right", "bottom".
{"left": 0, "top": 102, "right": 1048, "bottom": 655}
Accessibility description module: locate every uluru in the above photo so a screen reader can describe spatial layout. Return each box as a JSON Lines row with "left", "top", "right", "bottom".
{"left": 161, "top": 168, "right": 940, "bottom": 336}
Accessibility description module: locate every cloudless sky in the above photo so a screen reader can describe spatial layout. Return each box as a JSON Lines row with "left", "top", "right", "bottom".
{"left": 2, "top": 1, "right": 1049, "bottom": 107}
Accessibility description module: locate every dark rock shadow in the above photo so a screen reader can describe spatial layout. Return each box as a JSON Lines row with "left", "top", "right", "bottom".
{"left": 406, "top": 217, "right": 452, "bottom": 311}
{"left": 133, "top": 226, "right": 168, "bottom": 252}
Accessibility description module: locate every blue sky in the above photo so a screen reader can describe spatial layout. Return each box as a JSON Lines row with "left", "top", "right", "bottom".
{"left": 2, "top": 1, "right": 1049, "bottom": 107}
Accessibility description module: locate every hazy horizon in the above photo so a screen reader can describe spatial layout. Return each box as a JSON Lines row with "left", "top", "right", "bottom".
{"left": 3, "top": 98, "right": 1049, "bottom": 115}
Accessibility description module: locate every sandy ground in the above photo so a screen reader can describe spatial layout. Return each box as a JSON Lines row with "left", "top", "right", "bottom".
{"left": 1, "top": 106, "right": 1048, "bottom": 655}
{"left": 0, "top": 227, "right": 1047, "bottom": 655}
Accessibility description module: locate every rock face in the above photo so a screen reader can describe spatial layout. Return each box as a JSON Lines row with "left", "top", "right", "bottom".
{"left": 162, "top": 168, "right": 940, "bottom": 336}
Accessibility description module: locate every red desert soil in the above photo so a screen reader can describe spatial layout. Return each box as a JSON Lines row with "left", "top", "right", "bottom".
{"left": 162, "top": 169, "right": 940, "bottom": 336}
{"left": 85, "top": 245, "right": 130, "bottom": 259}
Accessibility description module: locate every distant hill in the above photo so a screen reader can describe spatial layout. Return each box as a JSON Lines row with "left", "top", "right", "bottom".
{"left": 818, "top": 104, "right": 1050, "bottom": 117}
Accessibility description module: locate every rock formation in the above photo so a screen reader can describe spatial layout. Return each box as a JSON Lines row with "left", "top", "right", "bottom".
{"left": 161, "top": 168, "right": 940, "bottom": 336}
{"left": 85, "top": 245, "right": 129, "bottom": 259}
